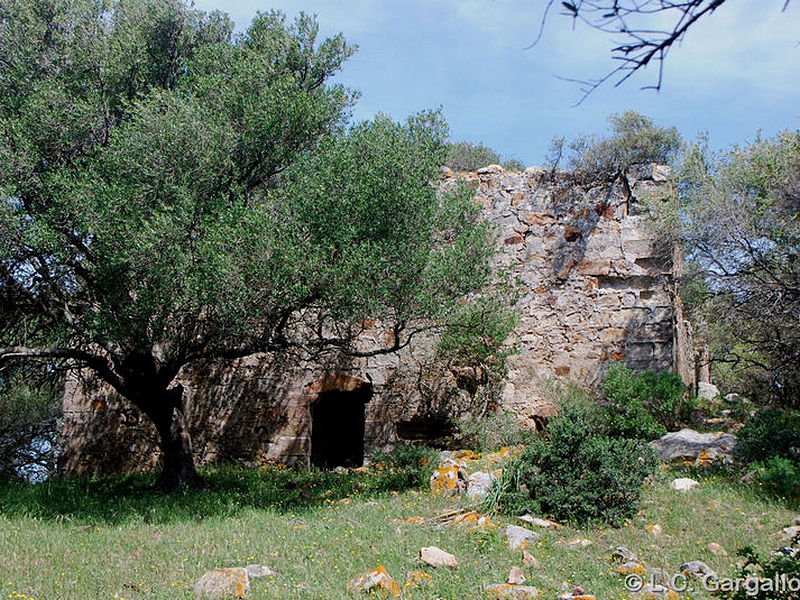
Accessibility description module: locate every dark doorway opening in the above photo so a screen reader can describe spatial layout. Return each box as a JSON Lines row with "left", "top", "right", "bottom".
{"left": 310, "top": 387, "right": 370, "bottom": 469}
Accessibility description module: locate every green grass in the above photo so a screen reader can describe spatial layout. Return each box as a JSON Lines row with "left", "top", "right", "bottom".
{"left": 0, "top": 466, "right": 796, "bottom": 600}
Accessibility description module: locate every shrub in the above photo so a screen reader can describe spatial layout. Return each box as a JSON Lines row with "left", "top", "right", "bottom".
{"left": 500, "top": 406, "right": 659, "bottom": 525}
{"left": 502, "top": 158, "right": 526, "bottom": 172}
{"left": 720, "top": 537, "right": 800, "bottom": 600}
{"left": 737, "top": 408, "right": 800, "bottom": 465}
{"left": 752, "top": 456, "right": 800, "bottom": 500}
{"left": 600, "top": 364, "right": 689, "bottom": 440}
{"left": 568, "top": 111, "right": 681, "bottom": 181}
{"left": 454, "top": 409, "right": 532, "bottom": 453}
{"left": 368, "top": 443, "right": 438, "bottom": 489}
{"left": 444, "top": 141, "right": 500, "bottom": 171}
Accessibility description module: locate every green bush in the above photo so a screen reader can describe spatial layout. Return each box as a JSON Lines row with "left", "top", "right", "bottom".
{"left": 502, "top": 158, "right": 525, "bottom": 172}
{"left": 600, "top": 364, "right": 689, "bottom": 440}
{"left": 444, "top": 141, "right": 500, "bottom": 171}
{"left": 720, "top": 538, "right": 800, "bottom": 600}
{"left": 455, "top": 409, "right": 532, "bottom": 453}
{"left": 568, "top": 111, "right": 681, "bottom": 181}
{"left": 368, "top": 443, "right": 438, "bottom": 489}
{"left": 737, "top": 408, "right": 800, "bottom": 465}
{"left": 499, "top": 406, "right": 659, "bottom": 525}
{"left": 752, "top": 456, "right": 800, "bottom": 500}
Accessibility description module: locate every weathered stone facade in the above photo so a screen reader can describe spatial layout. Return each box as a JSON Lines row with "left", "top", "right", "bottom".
{"left": 60, "top": 164, "right": 693, "bottom": 476}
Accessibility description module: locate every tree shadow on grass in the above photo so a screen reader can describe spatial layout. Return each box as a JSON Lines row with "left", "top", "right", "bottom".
{"left": 0, "top": 464, "right": 423, "bottom": 526}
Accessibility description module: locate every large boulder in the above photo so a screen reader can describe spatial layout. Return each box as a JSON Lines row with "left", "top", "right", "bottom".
{"left": 649, "top": 429, "right": 737, "bottom": 463}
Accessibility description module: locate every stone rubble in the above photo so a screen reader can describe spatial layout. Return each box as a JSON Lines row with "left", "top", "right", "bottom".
{"left": 669, "top": 477, "right": 700, "bottom": 491}
{"left": 419, "top": 546, "right": 458, "bottom": 568}
{"left": 506, "top": 525, "right": 541, "bottom": 550}
{"left": 194, "top": 567, "right": 250, "bottom": 599}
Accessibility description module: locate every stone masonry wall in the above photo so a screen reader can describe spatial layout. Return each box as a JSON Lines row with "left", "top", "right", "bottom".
{"left": 60, "top": 164, "right": 693, "bottom": 476}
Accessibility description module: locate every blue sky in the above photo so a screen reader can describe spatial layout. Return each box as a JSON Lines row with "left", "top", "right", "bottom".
{"left": 194, "top": 0, "right": 799, "bottom": 167}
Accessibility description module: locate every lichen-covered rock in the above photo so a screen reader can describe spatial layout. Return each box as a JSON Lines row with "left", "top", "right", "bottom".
{"left": 647, "top": 524, "right": 663, "bottom": 536}
{"left": 486, "top": 583, "right": 539, "bottom": 599}
{"left": 429, "top": 462, "right": 468, "bottom": 496}
{"left": 637, "top": 583, "right": 680, "bottom": 599}
{"left": 522, "top": 550, "right": 540, "bottom": 569}
{"left": 611, "top": 546, "right": 637, "bottom": 562}
{"left": 194, "top": 567, "right": 250, "bottom": 599}
{"left": 347, "top": 565, "right": 401, "bottom": 598}
{"left": 420, "top": 546, "right": 458, "bottom": 568}
{"left": 669, "top": 477, "right": 699, "bottom": 491}
{"left": 506, "top": 525, "right": 540, "bottom": 550}
{"left": 649, "top": 429, "right": 737, "bottom": 464}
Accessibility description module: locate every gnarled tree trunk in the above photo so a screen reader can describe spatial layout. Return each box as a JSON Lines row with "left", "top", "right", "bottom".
{"left": 133, "top": 384, "right": 203, "bottom": 491}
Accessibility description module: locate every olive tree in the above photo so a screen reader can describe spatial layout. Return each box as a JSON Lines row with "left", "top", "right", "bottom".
{"left": 0, "top": 0, "right": 497, "bottom": 489}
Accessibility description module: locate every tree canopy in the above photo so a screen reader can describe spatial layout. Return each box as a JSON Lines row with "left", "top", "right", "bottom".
{"left": 678, "top": 130, "right": 800, "bottom": 405}
{"left": 0, "top": 0, "right": 498, "bottom": 488}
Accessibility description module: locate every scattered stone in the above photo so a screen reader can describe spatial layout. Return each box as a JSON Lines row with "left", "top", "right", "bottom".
{"left": 611, "top": 546, "right": 637, "bottom": 562}
{"left": 793, "top": 516, "right": 800, "bottom": 526}
{"left": 670, "top": 477, "right": 700, "bottom": 492}
{"left": 477, "top": 164, "right": 504, "bottom": 175}
{"left": 194, "top": 567, "right": 250, "bottom": 599}
{"left": 486, "top": 583, "right": 539, "bottom": 599}
{"left": 507, "top": 566, "right": 526, "bottom": 585}
{"left": 566, "top": 537, "right": 592, "bottom": 549}
{"left": 739, "top": 470, "right": 758, "bottom": 484}
{"left": 522, "top": 550, "right": 540, "bottom": 569}
{"left": 518, "top": 515, "right": 560, "bottom": 528}
{"left": 404, "top": 570, "right": 431, "bottom": 590}
{"left": 506, "top": 525, "right": 540, "bottom": 550}
{"left": 466, "top": 471, "right": 496, "bottom": 501}
{"left": 680, "top": 560, "right": 718, "bottom": 581}
{"left": 706, "top": 543, "right": 728, "bottom": 556}
{"left": 649, "top": 429, "right": 737, "bottom": 464}
{"left": 782, "top": 525, "right": 800, "bottom": 539}
{"left": 429, "top": 462, "right": 468, "bottom": 497}
{"left": 617, "top": 562, "right": 645, "bottom": 575}
{"left": 697, "top": 382, "right": 720, "bottom": 400}
{"left": 401, "top": 515, "right": 426, "bottom": 525}
{"left": 647, "top": 524, "right": 663, "bottom": 536}
{"left": 420, "top": 546, "right": 458, "bottom": 568}
{"left": 244, "top": 565, "right": 273, "bottom": 579}
{"left": 558, "top": 587, "right": 596, "bottom": 600}
{"left": 774, "top": 547, "right": 800, "bottom": 559}
{"left": 347, "top": 565, "right": 401, "bottom": 598}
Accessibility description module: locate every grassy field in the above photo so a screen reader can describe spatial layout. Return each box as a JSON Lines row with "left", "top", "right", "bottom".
{"left": 0, "top": 465, "right": 796, "bottom": 600}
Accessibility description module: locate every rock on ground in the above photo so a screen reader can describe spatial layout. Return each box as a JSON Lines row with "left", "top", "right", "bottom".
{"left": 649, "top": 429, "right": 737, "bottom": 463}
{"left": 669, "top": 477, "right": 700, "bottom": 491}
{"left": 466, "top": 471, "right": 495, "bottom": 501}
{"left": 506, "top": 525, "right": 540, "bottom": 550}
{"left": 347, "top": 565, "right": 401, "bottom": 598}
{"left": 706, "top": 543, "right": 728, "bottom": 556}
{"left": 194, "top": 567, "right": 250, "bottom": 599}
{"left": 244, "top": 565, "right": 273, "bottom": 578}
{"left": 486, "top": 583, "right": 539, "bottom": 599}
{"left": 419, "top": 546, "right": 458, "bottom": 568}
{"left": 680, "top": 560, "right": 718, "bottom": 580}
{"left": 697, "top": 382, "right": 720, "bottom": 400}
{"left": 507, "top": 566, "right": 526, "bottom": 585}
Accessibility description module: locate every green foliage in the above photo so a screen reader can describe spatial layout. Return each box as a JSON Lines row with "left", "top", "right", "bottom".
{"left": 720, "top": 538, "right": 800, "bottom": 600}
{"left": 0, "top": 1, "right": 505, "bottom": 486}
{"left": 737, "top": 409, "right": 800, "bottom": 466}
{"left": 567, "top": 110, "right": 682, "bottom": 180}
{"left": 444, "top": 141, "right": 500, "bottom": 171}
{"left": 499, "top": 406, "right": 660, "bottom": 525}
{"left": 368, "top": 443, "right": 438, "bottom": 490}
{"left": 0, "top": 365, "right": 61, "bottom": 482}
{"left": 454, "top": 410, "right": 532, "bottom": 453}
{"left": 502, "top": 158, "right": 526, "bottom": 172}
{"left": 752, "top": 456, "right": 800, "bottom": 501}
{"left": 678, "top": 131, "right": 800, "bottom": 406}
{"left": 599, "top": 364, "right": 690, "bottom": 440}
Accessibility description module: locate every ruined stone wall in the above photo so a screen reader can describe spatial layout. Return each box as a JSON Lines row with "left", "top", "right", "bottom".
{"left": 60, "top": 164, "right": 693, "bottom": 476}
